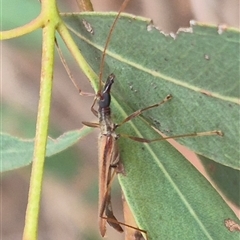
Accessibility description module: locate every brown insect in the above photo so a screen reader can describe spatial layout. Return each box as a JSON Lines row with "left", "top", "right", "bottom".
{"left": 82, "top": 73, "right": 171, "bottom": 238}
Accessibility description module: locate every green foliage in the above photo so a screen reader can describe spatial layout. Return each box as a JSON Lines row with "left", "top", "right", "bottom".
{"left": 1, "top": 128, "right": 92, "bottom": 172}
{"left": 1, "top": 3, "right": 240, "bottom": 240}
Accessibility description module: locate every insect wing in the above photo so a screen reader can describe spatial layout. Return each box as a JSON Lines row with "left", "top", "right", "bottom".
{"left": 98, "top": 134, "right": 123, "bottom": 236}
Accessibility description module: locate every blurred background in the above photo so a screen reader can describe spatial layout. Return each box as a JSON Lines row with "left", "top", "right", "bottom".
{"left": 1, "top": 0, "right": 239, "bottom": 239}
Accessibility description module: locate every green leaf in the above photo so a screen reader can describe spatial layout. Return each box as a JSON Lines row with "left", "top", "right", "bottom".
{"left": 1, "top": 127, "right": 93, "bottom": 172}
{"left": 63, "top": 12, "right": 240, "bottom": 170}
{"left": 61, "top": 12, "right": 240, "bottom": 239}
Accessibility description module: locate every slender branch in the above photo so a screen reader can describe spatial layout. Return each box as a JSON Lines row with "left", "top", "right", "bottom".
{"left": 0, "top": 15, "right": 44, "bottom": 40}
{"left": 22, "top": 0, "right": 59, "bottom": 239}
{"left": 76, "top": 0, "right": 94, "bottom": 12}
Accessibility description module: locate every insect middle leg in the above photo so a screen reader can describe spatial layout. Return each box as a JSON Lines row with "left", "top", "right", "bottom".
{"left": 116, "top": 95, "right": 172, "bottom": 128}
{"left": 115, "top": 95, "right": 222, "bottom": 142}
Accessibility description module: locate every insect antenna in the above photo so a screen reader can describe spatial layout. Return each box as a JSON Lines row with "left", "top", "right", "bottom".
{"left": 98, "top": 0, "right": 132, "bottom": 95}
